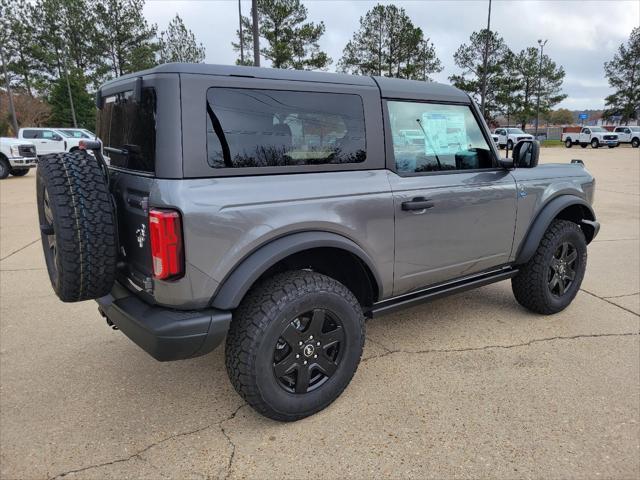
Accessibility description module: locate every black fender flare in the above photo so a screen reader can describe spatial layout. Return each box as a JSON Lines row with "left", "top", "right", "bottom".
{"left": 210, "top": 231, "right": 383, "bottom": 310}
{"left": 515, "top": 195, "right": 597, "bottom": 265}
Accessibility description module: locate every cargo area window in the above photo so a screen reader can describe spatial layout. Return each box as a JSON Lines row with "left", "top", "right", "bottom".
{"left": 388, "top": 101, "right": 494, "bottom": 174}
{"left": 96, "top": 88, "right": 156, "bottom": 173}
{"left": 206, "top": 88, "right": 366, "bottom": 168}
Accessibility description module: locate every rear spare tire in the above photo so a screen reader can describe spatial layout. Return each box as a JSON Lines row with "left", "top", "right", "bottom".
{"left": 36, "top": 151, "right": 117, "bottom": 302}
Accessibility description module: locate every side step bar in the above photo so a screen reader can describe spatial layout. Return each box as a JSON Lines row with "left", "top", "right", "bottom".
{"left": 370, "top": 268, "right": 518, "bottom": 318}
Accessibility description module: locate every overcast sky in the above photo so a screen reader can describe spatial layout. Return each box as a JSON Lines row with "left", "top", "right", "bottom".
{"left": 144, "top": 0, "right": 639, "bottom": 110}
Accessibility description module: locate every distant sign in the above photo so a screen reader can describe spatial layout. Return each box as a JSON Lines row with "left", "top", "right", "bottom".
{"left": 610, "top": 115, "right": 622, "bottom": 121}
{"left": 578, "top": 113, "right": 589, "bottom": 120}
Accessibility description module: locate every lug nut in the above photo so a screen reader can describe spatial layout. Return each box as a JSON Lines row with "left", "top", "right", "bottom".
{"left": 309, "top": 335, "right": 314, "bottom": 340}
{"left": 303, "top": 360, "right": 307, "bottom": 365}
{"left": 314, "top": 355, "right": 317, "bottom": 358}
{"left": 317, "top": 342, "right": 320, "bottom": 346}
{"left": 296, "top": 354, "right": 300, "bottom": 358}
{"left": 299, "top": 341, "right": 303, "bottom": 346}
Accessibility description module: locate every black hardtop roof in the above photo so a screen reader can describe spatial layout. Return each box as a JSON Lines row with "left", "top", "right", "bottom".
{"left": 101, "top": 63, "right": 469, "bottom": 103}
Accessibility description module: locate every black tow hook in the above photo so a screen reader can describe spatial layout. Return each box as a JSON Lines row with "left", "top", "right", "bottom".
{"left": 98, "top": 307, "right": 119, "bottom": 330}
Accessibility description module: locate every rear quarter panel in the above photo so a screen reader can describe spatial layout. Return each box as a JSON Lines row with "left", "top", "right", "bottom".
{"left": 151, "top": 171, "right": 395, "bottom": 308}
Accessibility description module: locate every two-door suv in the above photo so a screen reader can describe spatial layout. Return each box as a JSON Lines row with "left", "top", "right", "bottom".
{"left": 36, "top": 64, "right": 599, "bottom": 421}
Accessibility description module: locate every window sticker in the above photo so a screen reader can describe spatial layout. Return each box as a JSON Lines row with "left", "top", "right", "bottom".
{"left": 421, "top": 111, "right": 466, "bottom": 156}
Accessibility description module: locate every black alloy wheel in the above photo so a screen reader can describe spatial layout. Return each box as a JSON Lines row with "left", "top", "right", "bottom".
{"left": 548, "top": 241, "right": 578, "bottom": 297}
{"left": 41, "top": 188, "right": 58, "bottom": 279}
{"left": 273, "top": 309, "right": 344, "bottom": 394}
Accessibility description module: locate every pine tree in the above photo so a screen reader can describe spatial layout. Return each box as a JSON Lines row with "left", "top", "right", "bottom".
{"left": 232, "top": 0, "right": 331, "bottom": 70}
{"left": 158, "top": 15, "right": 206, "bottom": 64}
{"left": 48, "top": 69, "right": 95, "bottom": 129}
{"left": 449, "top": 29, "right": 509, "bottom": 119}
{"left": 338, "top": 4, "right": 442, "bottom": 80}
{"left": 604, "top": 27, "right": 640, "bottom": 124}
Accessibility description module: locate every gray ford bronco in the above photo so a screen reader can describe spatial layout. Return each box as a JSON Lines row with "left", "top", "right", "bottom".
{"left": 36, "top": 63, "right": 599, "bottom": 421}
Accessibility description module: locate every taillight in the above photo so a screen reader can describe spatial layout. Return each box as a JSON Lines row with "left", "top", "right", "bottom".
{"left": 149, "top": 209, "right": 183, "bottom": 280}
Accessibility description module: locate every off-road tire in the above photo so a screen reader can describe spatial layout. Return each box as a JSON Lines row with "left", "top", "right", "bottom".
{"left": 225, "top": 270, "right": 365, "bottom": 421}
{"left": 512, "top": 220, "right": 587, "bottom": 315}
{"left": 10, "top": 168, "right": 29, "bottom": 176}
{"left": 0, "top": 157, "right": 9, "bottom": 179}
{"left": 591, "top": 138, "right": 599, "bottom": 148}
{"left": 564, "top": 139, "right": 573, "bottom": 148}
{"left": 36, "top": 151, "right": 117, "bottom": 302}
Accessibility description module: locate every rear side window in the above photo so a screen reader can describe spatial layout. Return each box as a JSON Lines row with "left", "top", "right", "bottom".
{"left": 96, "top": 88, "right": 156, "bottom": 173}
{"left": 206, "top": 88, "right": 366, "bottom": 168}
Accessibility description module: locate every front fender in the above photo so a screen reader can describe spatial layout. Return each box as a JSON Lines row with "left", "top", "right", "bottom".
{"left": 210, "top": 231, "right": 384, "bottom": 310}
{"left": 514, "top": 195, "right": 597, "bottom": 265}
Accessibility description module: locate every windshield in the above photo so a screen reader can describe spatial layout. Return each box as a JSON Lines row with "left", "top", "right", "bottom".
{"left": 629, "top": 126, "right": 640, "bottom": 131}
{"left": 590, "top": 127, "right": 606, "bottom": 132}
{"left": 96, "top": 88, "right": 156, "bottom": 173}
{"left": 58, "top": 129, "right": 90, "bottom": 138}
{"left": 507, "top": 128, "right": 525, "bottom": 134}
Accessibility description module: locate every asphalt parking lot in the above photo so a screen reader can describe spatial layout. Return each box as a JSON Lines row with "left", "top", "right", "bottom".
{"left": 1, "top": 146, "right": 638, "bottom": 480}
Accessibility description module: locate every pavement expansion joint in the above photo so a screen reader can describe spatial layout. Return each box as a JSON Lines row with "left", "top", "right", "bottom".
{"left": 580, "top": 288, "right": 640, "bottom": 316}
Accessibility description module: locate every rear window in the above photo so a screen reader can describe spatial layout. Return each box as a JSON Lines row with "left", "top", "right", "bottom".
{"left": 96, "top": 88, "right": 156, "bottom": 173}
{"left": 22, "top": 130, "right": 38, "bottom": 139}
{"left": 206, "top": 88, "right": 366, "bottom": 169}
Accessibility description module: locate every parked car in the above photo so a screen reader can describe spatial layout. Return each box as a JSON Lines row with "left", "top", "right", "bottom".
{"left": 0, "top": 137, "right": 38, "bottom": 179}
{"left": 562, "top": 127, "right": 619, "bottom": 149}
{"left": 36, "top": 64, "right": 599, "bottom": 422}
{"left": 613, "top": 126, "right": 640, "bottom": 148}
{"left": 18, "top": 127, "right": 101, "bottom": 156}
{"left": 493, "top": 127, "right": 534, "bottom": 150}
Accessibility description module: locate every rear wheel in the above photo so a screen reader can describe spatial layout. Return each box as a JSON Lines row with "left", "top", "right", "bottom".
{"left": 10, "top": 168, "right": 29, "bottom": 176}
{"left": 225, "top": 271, "right": 365, "bottom": 421}
{"left": 36, "top": 152, "right": 117, "bottom": 302}
{"left": 0, "top": 158, "right": 9, "bottom": 179}
{"left": 591, "top": 138, "right": 599, "bottom": 148}
{"left": 564, "top": 139, "right": 573, "bottom": 148}
{"left": 631, "top": 138, "right": 640, "bottom": 148}
{"left": 512, "top": 220, "right": 587, "bottom": 315}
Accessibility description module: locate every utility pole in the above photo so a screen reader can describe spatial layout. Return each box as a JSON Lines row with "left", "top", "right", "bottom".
{"left": 252, "top": 0, "right": 260, "bottom": 67}
{"left": 480, "top": 0, "right": 492, "bottom": 119}
{"left": 534, "top": 39, "right": 547, "bottom": 138}
{"left": 0, "top": 45, "right": 19, "bottom": 136}
{"left": 238, "top": 0, "right": 244, "bottom": 64}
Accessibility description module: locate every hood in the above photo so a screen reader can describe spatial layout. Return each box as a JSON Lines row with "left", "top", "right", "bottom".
{"left": 0, "top": 137, "right": 34, "bottom": 147}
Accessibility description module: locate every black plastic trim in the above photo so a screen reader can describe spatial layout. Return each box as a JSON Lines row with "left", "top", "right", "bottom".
{"left": 211, "top": 231, "right": 383, "bottom": 310}
{"left": 97, "top": 282, "right": 231, "bottom": 361}
{"left": 371, "top": 267, "right": 518, "bottom": 317}
{"left": 515, "top": 195, "right": 597, "bottom": 265}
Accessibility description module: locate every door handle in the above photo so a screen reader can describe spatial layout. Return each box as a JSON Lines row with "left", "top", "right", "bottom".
{"left": 401, "top": 197, "right": 435, "bottom": 211}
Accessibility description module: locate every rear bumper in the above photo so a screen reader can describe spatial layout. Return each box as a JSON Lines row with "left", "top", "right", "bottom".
{"left": 96, "top": 282, "right": 232, "bottom": 361}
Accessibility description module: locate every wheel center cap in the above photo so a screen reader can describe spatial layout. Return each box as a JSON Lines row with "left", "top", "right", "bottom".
{"left": 303, "top": 344, "right": 315, "bottom": 358}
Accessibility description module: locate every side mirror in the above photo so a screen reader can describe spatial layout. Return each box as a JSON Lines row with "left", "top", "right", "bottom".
{"left": 498, "top": 157, "right": 514, "bottom": 169}
{"left": 52, "top": 135, "right": 63, "bottom": 141}
{"left": 512, "top": 140, "right": 540, "bottom": 168}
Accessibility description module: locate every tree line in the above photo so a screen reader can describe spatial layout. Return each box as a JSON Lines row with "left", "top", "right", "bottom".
{"left": 1, "top": 0, "right": 638, "bottom": 135}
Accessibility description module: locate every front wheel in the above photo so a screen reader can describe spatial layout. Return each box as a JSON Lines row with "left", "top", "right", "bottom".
{"left": 512, "top": 220, "right": 587, "bottom": 315}
{"left": 564, "top": 139, "right": 573, "bottom": 148}
{"left": 507, "top": 140, "right": 514, "bottom": 150}
{"left": 0, "top": 158, "right": 10, "bottom": 179}
{"left": 591, "top": 139, "right": 599, "bottom": 148}
{"left": 225, "top": 271, "right": 365, "bottom": 421}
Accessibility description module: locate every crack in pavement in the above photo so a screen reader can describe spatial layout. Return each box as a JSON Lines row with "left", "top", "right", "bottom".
{"left": 603, "top": 292, "right": 640, "bottom": 299}
{"left": 0, "top": 238, "right": 39, "bottom": 261}
{"left": 581, "top": 288, "right": 640, "bottom": 316}
{"left": 219, "top": 403, "right": 248, "bottom": 480}
{"left": 362, "top": 332, "right": 639, "bottom": 363}
{"left": 48, "top": 403, "right": 247, "bottom": 480}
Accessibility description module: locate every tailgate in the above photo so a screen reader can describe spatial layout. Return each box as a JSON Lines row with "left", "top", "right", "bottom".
{"left": 110, "top": 170, "right": 155, "bottom": 289}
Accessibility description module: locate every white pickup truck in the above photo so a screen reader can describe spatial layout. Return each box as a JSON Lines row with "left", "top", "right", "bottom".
{"left": 493, "top": 127, "right": 534, "bottom": 150}
{"left": 562, "top": 127, "right": 619, "bottom": 149}
{"left": 613, "top": 126, "right": 640, "bottom": 148}
{"left": 18, "top": 127, "right": 102, "bottom": 156}
{"left": 0, "top": 137, "right": 38, "bottom": 179}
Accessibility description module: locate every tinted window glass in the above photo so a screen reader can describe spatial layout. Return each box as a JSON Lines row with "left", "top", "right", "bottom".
{"left": 388, "top": 101, "right": 494, "bottom": 173}
{"left": 96, "top": 88, "right": 156, "bottom": 173}
{"left": 206, "top": 88, "right": 366, "bottom": 168}
{"left": 22, "top": 129, "right": 38, "bottom": 139}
